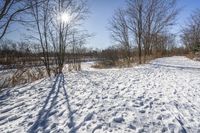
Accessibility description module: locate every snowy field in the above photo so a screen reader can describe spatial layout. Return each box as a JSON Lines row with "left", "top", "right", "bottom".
{"left": 0, "top": 56, "right": 200, "bottom": 133}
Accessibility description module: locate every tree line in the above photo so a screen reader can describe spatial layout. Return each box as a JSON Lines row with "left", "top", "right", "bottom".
{"left": 109, "top": 0, "right": 200, "bottom": 65}
{"left": 0, "top": 39, "right": 100, "bottom": 69}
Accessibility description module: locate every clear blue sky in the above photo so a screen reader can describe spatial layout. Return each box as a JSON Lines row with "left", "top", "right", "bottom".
{"left": 84, "top": 0, "right": 200, "bottom": 49}
{"left": 83, "top": 0, "right": 126, "bottom": 49}
{"left": 7, "top": 0, "right": 200, "bottom": 49}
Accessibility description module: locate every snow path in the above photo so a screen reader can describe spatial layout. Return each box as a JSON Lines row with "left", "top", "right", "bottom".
{"left": 0, "top": 56, "right": 200, "bottom": 133}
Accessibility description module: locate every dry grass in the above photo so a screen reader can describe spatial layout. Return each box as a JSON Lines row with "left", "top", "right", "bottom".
{"left": 92, "top": 55, "right": 168, "bottom": 69}
{"left": 92, "top": 60, "right": 115, "bottom": 69}
{"left": 185, "top": 52, "right": 196, "bottom": 59}
{"left": 68, "top": 63, "right": 81, "bottom": 72}
{"left": 0, "top": 67, "right": 50, "bottom": 89}
{"left": 92, "top": 59, "right": 135, "bottom": 69}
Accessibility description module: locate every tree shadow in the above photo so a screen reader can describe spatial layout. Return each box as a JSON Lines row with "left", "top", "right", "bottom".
{"left": 28, "top": 72, "right": 96, "bottom": 133}
{"left": 62, "top": 73, "right": 94, "bottom": 133}
{"left": 61, "top": 73, "right": 77, "bottom": 132}
{"left": 28, "top": 75, "right": 62, "bottom": 133}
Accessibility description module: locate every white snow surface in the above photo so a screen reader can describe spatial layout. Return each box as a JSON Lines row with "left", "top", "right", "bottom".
{"left": 150, "top": 56, "right": 200, "bottom": 69}
{"left": 0, "top": 56, "right": 200, "bottom": 133}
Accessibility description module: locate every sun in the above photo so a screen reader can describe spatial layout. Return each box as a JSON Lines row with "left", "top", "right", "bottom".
{"left": 60, "top": 12, "right": 70, "bottom": 23}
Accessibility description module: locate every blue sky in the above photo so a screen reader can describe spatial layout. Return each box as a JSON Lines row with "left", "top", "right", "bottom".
{"left": 84, "top": 0, "right": 200, "bottom": 49}
{"left": 83, "top": 0, "right": 125, "bottom": 49}
{"left": 7, "top": 0, "right": 200, "bottom": 49}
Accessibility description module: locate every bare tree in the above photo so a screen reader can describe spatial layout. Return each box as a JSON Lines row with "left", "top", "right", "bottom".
{"left": 26, "top": 0, "right": 52, "bottom": 76}
{"left": 181, "top": 9, "right": 200, "bottom": 53}
{"left": 109, "top": 9, "right": 132, "bottom": 66}
{"left": 126, "top": 0, "right": 143, "bottom": 64}
{"left": 26, "top": 0, "right": 88, "bottom": 75}
{"left": 0, "top": 0, "right": 32, "bottom": 40}
{"left": 152, "top": 33, "right": 176, "bottom": 56}
{"left": 126, "top": 0, "right": 178, "bottom": 63}
{"left": 48, "top": 0, "right": 88, "bottom": 73}
{"left": 70, "top": 30, "right": 90, "bottom": 70}
{"left": 142, "top": 0, "right": 178, "bottom": 59}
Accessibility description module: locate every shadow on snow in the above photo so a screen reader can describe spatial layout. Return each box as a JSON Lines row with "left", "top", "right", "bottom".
{"left": 28, "top": 73, "right": 93, "bottom": 133}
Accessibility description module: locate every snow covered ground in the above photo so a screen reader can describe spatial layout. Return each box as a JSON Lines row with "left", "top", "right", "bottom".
{"left": 0, "top": 56, "right": 200, "bottom": 133}
{"left": 150, "top": 56, "right": 200, "bottom": 69}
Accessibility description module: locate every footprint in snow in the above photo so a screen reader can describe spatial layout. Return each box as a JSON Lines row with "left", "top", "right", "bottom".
{"left": 161, "top": 126, "right": 168, "bottom": 132}
{"left": 138, "top": 128, "right": 145, "bottom": 133}
{"left": 157, "top": 115, "right": 163, "bottom": 120}
{"left": 84, "top": 112, "right": 94, "bottom": 121}
{"left": 128, "top": 124, "right": 136, "bottom": 130}
{"left": 168, "top": 123, "right": 176, "bottom": 132}
{"left": 113, "top": 116, "right": 125, "bottom": 123}
{"left": 160, "top": 108, "right": 165, "bottom": 112}
{"left": 139, "top": 110, "right": 146, "bottom": 114}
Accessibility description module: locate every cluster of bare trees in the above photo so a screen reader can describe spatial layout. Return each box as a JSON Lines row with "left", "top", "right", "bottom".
{"left": 109, "top": 9, "right": 132, "bottom": 66}
{"left": 0, "top": 39, "right": 44, "bottom": 68}
{"left": 25, "top": 0, "right": 89, "bottom": 76}
{"left": 0, "top": 38, "right": 101, "bottom": 70}
{"left": 181, "top": 9, "right": 200, "bottom": 53}
{"left": 0, "top": 0, "right": 89, "bottom": 77}
{"left": 109, "top": 0, "right": 179, "bottom": 64}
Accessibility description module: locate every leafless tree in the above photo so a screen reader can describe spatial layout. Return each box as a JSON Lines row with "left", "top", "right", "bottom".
{"left": 151, "top": 33, "right": 176, "bottom": 56}
{"left": 0, "top": 0, "right": 33, "bottom": 40}
{"left": 126, "top": 0, "right": 143, "bottom": 64}
{"left": 126, "top": 0, "right": 178, "bottom": 63}
{"left": 26, "top": 0, "right": 88, "bottom": 75}
{"left": 109, "top": 9, "right": 132, "bottom": 66}
{"left": 142, "top": 0, "right": 178, "bottom": 59}
{"left": 26, "top": 0, "right": 52, "bottom": 76}
{"left": 48, "top": 0, "right": 88, "bottom": 73}
{"left": 181, "top": 9, "right": 200, "bottom": 53}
